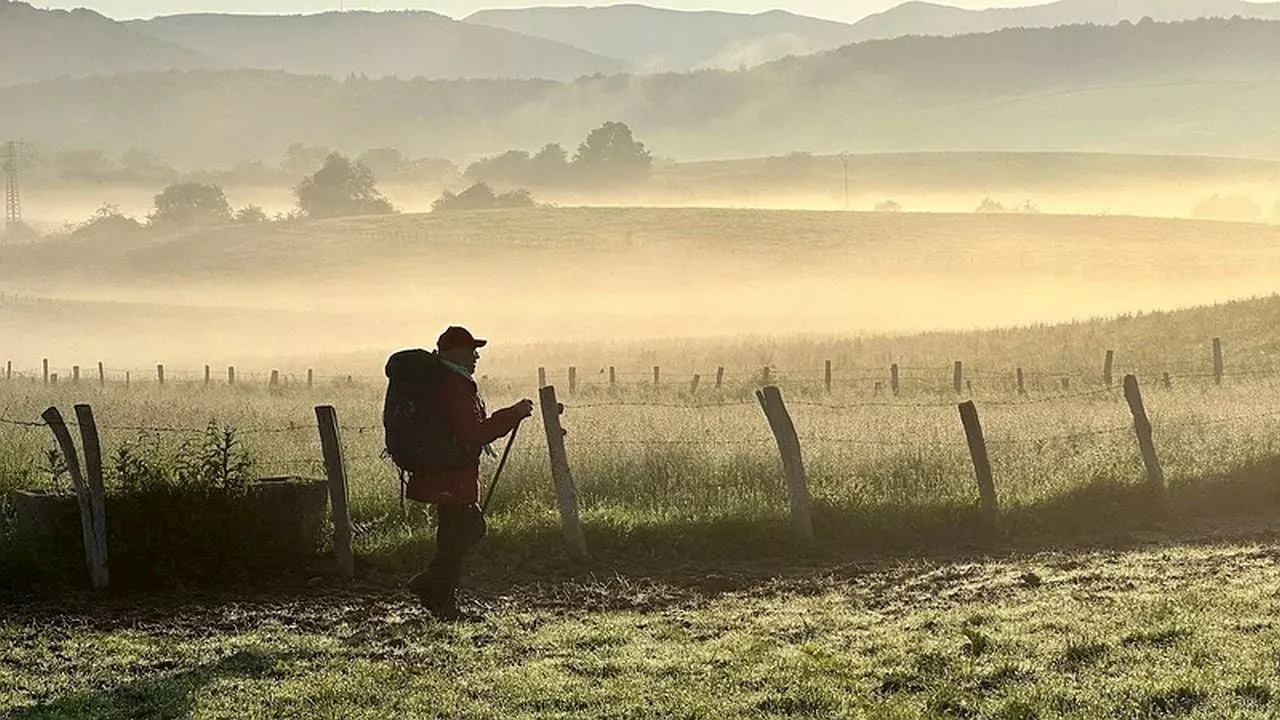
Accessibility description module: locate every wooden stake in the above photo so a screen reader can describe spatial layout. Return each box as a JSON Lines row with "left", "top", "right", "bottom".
{"left": 1163, "top": 372, "right": 1173, "bottom": 390}
{"left": 1016, "top": 367, "right": 1025, "bottom": 396}
{"left": 228, "top": 366, "right": 236, "bottom": 386}
{"left": 539, "top": 386, "right": 587, "bottom": 559}
{"left": 307, "top": 369, "right": 314, "bottom": 389}
{"left": 568, "top": 366, "right": 577, "bottom": 395}
{"left": 891, "top": 363, "right": 900, "bottom": 397}
{"left": 690, "top": 374, "right": 701, "bottom": 396}
{"left": 42, "top": 407, "right": 108, "bottom": 589}
{"left": 204, "top": 365, "right": 211, "bottom": 386}
{"left": 608, "top": 366, "right": 616, "bottom": 389}
{"left": 1122, "top": 375, "right": 1165, "bottom": 497}
{"left": 953, "top": 361, "right": 963, "bottom": 395}
{"left": 653, "top": 366, "right": 660, "bottom": 386}
{"left": 74, "top": 404, "right": 109, "bottom": 588}
{"left": 958, "top": 401, "right": 998, "bottom": 525}
{"left": 270, "top": 370, "right": 279, "bottom": 388}
{"left": 97, "top": 362, "right": 104, "bottom": 387}
{"left": 715, "top": 367, "right": 725, "bottom": 390}
{"left": 537, "top": 367, "right": 546, "bottom": 388}
{"left": 72, "top": 366, "right": 79, "bottom": 385}
{"left": 824, "top": 360, "right": 832, "bottom": 394}
{"left": 756, "top": 386, "right": 814, "bottom": 543}
{"left": 1104, "top": 350, "right": 1115, "bottom": 387}
{"left": 315, "top": 405, "right": 354, "bottom": 579}
{"left": 1212, "top": 338, "right": 1223, "bottom": 385}
{"left": 42, "top": 358, "right": 48, "bottom": 385}
{"left": 4, "top": 360, "right": 9, "bottom": 381}
{"left": 156, "top": 364, "right": 165, "bottom": 385}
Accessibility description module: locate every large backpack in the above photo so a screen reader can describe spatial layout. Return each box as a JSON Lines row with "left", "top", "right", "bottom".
{"left": 383, "top": 349, "right": 464, "bottom": 474}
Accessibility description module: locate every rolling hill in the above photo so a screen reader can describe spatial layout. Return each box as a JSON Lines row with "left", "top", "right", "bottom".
{"left": 465, "top": 5, "right": 859, "bottom": 72}
{"left": 0, "top": 1, "right": 225, "bottom": 88}
{"left": 3, "top": 17, "right": 1280, "bottom": 165}
{"left": 126, "top": 10, "right": 628, "bottom": 82}
{"left": 849, "top": 0, "right": 1280, "bottom": 42}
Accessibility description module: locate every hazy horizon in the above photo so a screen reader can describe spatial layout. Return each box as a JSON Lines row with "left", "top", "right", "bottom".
{"left": 32, "top": 0, "right": 1052, "bottom": 24}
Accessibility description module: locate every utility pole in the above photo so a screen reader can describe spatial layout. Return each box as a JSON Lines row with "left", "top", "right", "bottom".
{"left": 837, "top": 151, "right": 852, "bottom": 210}
{"left": 3, "top": 141, "right": 21, "bottom": 234}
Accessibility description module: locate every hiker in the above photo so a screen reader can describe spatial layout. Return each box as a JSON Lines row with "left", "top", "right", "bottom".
{"left": 384, "top": 326, "right": 533, "bottom": 621}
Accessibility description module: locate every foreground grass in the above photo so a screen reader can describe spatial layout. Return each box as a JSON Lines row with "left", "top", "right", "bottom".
{"left": 4, "top": 540, "right": 1280, "bottom": 719}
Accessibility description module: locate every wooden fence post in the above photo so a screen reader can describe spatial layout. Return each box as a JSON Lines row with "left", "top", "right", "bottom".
{"left": 1016, "top": 367, "right": 1026, "bottom": 396}
{"left": 824, "top": 360, "right": 832, "bottom": 394}
{"left": 1104, "top": 350, "right": 1115, "bottom": 387}
{"left": 4, "top": 360, "right": 9, "bottom": 381}
{"left": 307, "top": 369, "right": 313, "bottom": 389}
{"left": 315, "top": 405, "right": 355, "bottom": 579}
{"left": 270, "top": 370, "right": 279, "bottom": 388}
{"left": 608, "top": 366, "right": 616, "bottom": 390}
{"left": 125, "top": 372, "right": 130, "bottom": 387}
{"left": 1163, "top": 372, "right": 1173, "bottom": 390}
{"left": 50, "top": 373, "right": 58, "bottom": 385}
{"left": 228, "top": 366, "right": 236, "bottom": 386}
{"left": 539, "top": 386, "right": 587, "bottom": 559}
{"left": 1122, "top": 374, "right": 1165, "bottom": 497}
{"left": 958, "top": 401, "right": 998, "bottom": 526}
{"left": 74, "top": 404, "right": 109, "bottom": 588}
{"left": 953, "top": 361, "right": 963, "bottom": 395}
{"left": 537, "top": 367, "right": 547, "bottom": 388}
{"left": 72, "top": 366, "right": 79, "bottom": 385}
{"left": 97, "top": 362, "right": 104, "bottom": 388}
{"left": 756, "top": 386, "right": 814, "bottom": 543}
{"left": 569, "top": 366, "right": 577, "bottom": 395}
{"left": 653, "top": 366, "right": 660, "bottom": 386}
{"left": 156, "top": 364, "right": 165, "bottom": 385}
{"left": 715, "top": 367, "right": 725, "bottom": 390}
{"left": 42, "top": 358, "right": 48, "bottom": 385}
{"left": 1212, "top": 338, "right": 1223, "bottom": 385}
{"left": 204, "top": 365, "right": 211, "bottom": 387}
{"left": 42, "top": 406, "right": 108, "bottom": 589}
{"left": 690, "top": 374, "right": 701, "bottom": 396}
{"left": 891, "top": 363, "right": 900, "bottom": 397}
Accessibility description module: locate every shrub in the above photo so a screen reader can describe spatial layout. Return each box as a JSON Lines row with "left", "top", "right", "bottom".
{"left": 975, "top": 198, "right": 1006, "bottom": 213}
{"left": 150, "top": 181, "right": 233, "bottom": 229}
{"left": 1189, "top": 193, "right": 1262, "bottom": 222}
{"left": 433, "top": 182, "right": 536, "bottom": 212}
{"left": 234, "top": 205, "right": 269, "bottom": 224}
{"left": 71, "top": 204, "right": 145, "bottom": 240}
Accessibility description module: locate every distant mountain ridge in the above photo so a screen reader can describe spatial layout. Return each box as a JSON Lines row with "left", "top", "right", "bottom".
{"left": 466, "top": 4, "right": 860, "bottom": 72}
{"left": 0, "top": 0, "right": 224, "bottom": 88}
{"left": 127, "top": 10, "right": 628, "bottom": 81}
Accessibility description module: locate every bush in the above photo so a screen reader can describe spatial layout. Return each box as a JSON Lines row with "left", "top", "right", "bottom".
{"left": 975, "top": 198, "right": 1006, "bottom": 213}
{"left": 433, "top": 182, "right": 536, "bottom": 212}
{"left": 71, "top": 204, "right": 145, "bottom": 240}
{"left": 234, "top": 205, "right": 269, "bottom": 224}
{"left": 1190, "top": 193, "right": 1262, "bottom": 222}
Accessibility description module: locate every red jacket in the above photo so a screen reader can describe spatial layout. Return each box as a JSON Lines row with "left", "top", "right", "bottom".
{"left": 406, "top": 371, "right": 523, "bottom": 506}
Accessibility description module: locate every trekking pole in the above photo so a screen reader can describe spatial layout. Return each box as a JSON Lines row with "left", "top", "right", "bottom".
{"left": 482, "top": 417, "right": 524, "bottom": 513}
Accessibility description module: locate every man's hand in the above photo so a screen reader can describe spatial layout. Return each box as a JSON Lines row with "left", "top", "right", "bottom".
{"left": 513, "top": 399, "right": 535, "bottom": 418}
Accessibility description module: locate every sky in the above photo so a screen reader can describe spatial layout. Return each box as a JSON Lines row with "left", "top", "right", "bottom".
{"left": 34, "top": 1, "right": 1049, "bottom": 24}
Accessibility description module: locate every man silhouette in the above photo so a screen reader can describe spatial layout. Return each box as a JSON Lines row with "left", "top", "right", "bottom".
{"left": 403, "top": 326, "right": 533, "bottom": 621}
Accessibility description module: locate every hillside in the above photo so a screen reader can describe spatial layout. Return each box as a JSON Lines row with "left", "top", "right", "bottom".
{"left": 2, "top": 17, "right": 1279, "bottom": 166}
{"left": 0, "top": 1, "right": 224, "bottom": 88}
{"left": 466, "top": 5, "right": 858, "bottom": 72}
{"left": 126, "top": 10, "right": 627, "bottom": 82}
{"left": 850, "top": 0, "right": 1280, "bottom": 41}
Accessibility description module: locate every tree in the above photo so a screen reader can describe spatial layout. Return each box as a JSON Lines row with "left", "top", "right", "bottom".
{"left": 530, "top": 143, "right": 570, "bottom": 185}
{"left": 572, "top": 121, "right": 652, "bottom": 183}
{"left": 465, "top": 150, "right": 532, "bottom": 185}
{"left": 73, "top": 204, "right": 145, "bottom": 240}
{"left": 234, "top": 205, "right": 269, "bottom": 224}
{"left": 150, "top": 182, "right": 233, "bottom": 229}
{"left": 296, "top": 153, "right": 395, "bottom": 219}
{"left": 282, "top": 143, "right": 332, "bottom": 177}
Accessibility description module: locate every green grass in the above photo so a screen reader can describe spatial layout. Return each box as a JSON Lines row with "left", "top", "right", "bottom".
{"left": 5, "top": 541, "right": 1280, "bottom": 718}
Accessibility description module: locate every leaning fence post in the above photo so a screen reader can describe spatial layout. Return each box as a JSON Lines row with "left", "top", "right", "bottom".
{"left": 756, "top": 386, "right": 814, "bottom": 544}
{"left": 1104, "top": 350, "right": 1115, "bottom": 387}
{"left": 539, "top": 386, "right": 587, "bottom": 559}
{"left": 958, "top": 401, "right": 998, "bottom": 526}
{"left": 1122, "top": 375, "right": 1166, "bottom": 498}
{"left": 42, "top": 407, "right": 108, "bottom": 589}
{"left": 74, "top": 404, "right": 110, "bottom": 588}
{"left": 1212, "top": 338, "right": 1223, "bottom": 385}
{"left": 315, "top": 406, "right": 355, "bottom": 579}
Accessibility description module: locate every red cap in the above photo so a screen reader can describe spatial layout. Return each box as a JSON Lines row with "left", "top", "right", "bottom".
{"left": 437, "top": 326, "right": 487, "bottom": 351}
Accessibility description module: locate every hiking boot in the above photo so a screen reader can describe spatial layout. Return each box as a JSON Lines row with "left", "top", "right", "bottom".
{"left": 407, "top": 573, "right": 449, "bottom": 617}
